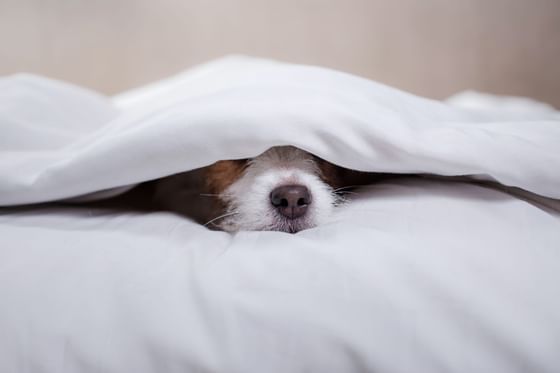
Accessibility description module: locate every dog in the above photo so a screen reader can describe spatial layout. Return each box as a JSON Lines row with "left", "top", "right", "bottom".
{"left": 149, "top": 146, "right": 387, "bottom": 233}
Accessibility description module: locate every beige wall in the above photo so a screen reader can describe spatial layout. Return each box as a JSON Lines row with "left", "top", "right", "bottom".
{"left": 1, "top": 0, "right": 559, "bottom": 106}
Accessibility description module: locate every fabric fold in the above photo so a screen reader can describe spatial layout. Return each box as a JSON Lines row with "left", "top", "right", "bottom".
{"left": 1, "top": 56, "right": 559, "bottom": 205}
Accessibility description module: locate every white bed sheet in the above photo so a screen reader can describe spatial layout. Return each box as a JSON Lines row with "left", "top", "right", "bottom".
{"left": 1, "top": 56, "right": 560, "bottom": 373}
{"left": 1, "top": 179, "right": 559, "bottom": 373}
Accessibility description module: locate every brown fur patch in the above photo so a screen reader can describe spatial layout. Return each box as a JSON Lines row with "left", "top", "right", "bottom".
{"left": 204, "top": 160, "right": 248, "bottom": 195}
{"left": 314, "top": 158, "right": 346, "bottom": 189}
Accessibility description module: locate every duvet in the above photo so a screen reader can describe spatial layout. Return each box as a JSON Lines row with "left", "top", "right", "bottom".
{"left": 1, "top": 56, "right": 559, "bottom": 373}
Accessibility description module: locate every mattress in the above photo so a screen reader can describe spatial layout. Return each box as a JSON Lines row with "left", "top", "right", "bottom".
{"left": 1, "top": 56, "right": 559, "bottom": 373}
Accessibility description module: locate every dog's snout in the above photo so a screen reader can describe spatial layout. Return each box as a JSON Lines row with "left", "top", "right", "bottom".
{"left": 270, "top": 185, "right": 311, "bottom": 219}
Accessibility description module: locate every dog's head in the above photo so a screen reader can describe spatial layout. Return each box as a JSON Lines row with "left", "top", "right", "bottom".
{"left": 205, "top": 146, "right": 347, "bottom": 233}
{"left": 152, "top": 146, "right": 380, "bottom": 233}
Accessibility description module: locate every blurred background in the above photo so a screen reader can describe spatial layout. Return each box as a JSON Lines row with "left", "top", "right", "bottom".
{"left": 1, "top": 0, "right": 559, "bottom": 106}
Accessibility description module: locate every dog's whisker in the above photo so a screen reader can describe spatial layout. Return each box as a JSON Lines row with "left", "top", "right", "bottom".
{"left": 199, "top": 193, "right": 221, "bottom": 197}
{"left": 334, "top": 190, "right": 358, "bottom": 195}
{"left": 332, "top": 185, "right": 361, "bottom": 193}
{"left": 204, "top": 211, "right": 239, "bottom": 227}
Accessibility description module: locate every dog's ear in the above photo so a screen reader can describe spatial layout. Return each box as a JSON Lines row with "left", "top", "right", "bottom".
{"left": 150, "top": 167, "right": 223, "bottom": 225}
{"left": 314, "top": 156, "right": 398, "bottom": 190}
{"left": 314, "top": 158, "right": 347, "bottom": 189}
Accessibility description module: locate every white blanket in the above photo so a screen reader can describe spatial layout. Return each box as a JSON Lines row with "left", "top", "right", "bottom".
{"left": 1, "top": 56, "right": 559, "bottom": 373}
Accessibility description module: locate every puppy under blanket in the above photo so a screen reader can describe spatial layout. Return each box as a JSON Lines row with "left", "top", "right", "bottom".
{"left": 1, "top": 56, "right": 559, "bottom": 373}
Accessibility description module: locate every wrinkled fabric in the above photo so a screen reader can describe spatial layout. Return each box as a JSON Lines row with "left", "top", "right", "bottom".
{"left": 1, "top": 56, "right": 559, "bottom": 373}
{"left": 1, "top": 56, "right": 559, "bottom": 205}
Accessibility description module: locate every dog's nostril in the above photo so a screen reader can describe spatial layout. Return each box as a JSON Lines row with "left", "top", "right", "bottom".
{"left": 270, "top": 185, "right": 311, "bottom": 219}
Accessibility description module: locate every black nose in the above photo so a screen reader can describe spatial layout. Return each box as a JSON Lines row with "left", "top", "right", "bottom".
{"left": 270, "top": 185, "right": 311, "bottom": 219}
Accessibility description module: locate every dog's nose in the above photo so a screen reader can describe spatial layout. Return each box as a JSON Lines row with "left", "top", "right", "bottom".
{"left": 270, "top": 185, "right": 311, "bottom": 219}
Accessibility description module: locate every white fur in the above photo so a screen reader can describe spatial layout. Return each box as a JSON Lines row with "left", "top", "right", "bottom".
{"left": 219, "top": 146, "right": 336, "bottom": 233}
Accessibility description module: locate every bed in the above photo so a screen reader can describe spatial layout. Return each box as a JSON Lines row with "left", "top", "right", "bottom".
{"left": 1, "top": 56, "right": 559, "bottom": 373}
